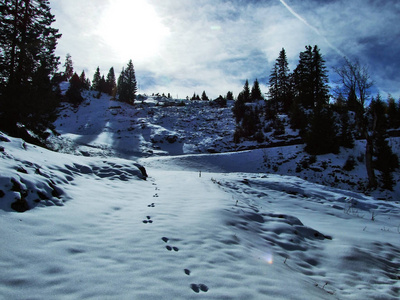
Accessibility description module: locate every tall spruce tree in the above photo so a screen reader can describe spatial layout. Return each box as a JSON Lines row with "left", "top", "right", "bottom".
{"left": 105, "top": 67, "right": 116, "bottom": 96}
{"left": 92, "top": 67, "right": 101, "bottom": 92}
{"left": 79, "top": 71, "right": 90, "bottom": 90}
{"left": 63, "top": 53, "right": 74, "bottom": 81}
{"left": 311, "top": 45, "right": 330, "bottom": 108}
{"left": 293, "top": 45, "right": 313, "bottom": 108}
{"left": 250, "top": 79, "right": 263, "bottom": 101}
{"left": 117, "top": 60, "right": 137, "bottom": 104}
{"left": 0, "top": 0, "right": 62, "bottom": 135}
{"left": 269, "top": 48, "right": 291, "bottom": 111}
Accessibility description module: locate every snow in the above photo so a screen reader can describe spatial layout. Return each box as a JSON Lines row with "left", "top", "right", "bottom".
{"left": 1, "top": 92, "right": 400, "bottom": 299}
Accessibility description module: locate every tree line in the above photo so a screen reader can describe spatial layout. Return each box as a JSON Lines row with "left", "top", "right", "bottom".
{"left": 232, "top": 46, "right": 399, "bottom": 190}
{"left": 63, "top": 54, "right": 137, "bottom": 105}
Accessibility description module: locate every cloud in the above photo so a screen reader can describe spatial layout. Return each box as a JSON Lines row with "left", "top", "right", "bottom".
{"left": 51, "top": 0, "right": 400, "bottom": 99}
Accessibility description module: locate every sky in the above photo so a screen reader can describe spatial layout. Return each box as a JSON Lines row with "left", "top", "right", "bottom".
{"left": 50, "top": 0, "right": 400, "bottom": 99}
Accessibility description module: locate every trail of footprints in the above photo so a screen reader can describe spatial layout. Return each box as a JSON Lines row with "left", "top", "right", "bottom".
{"left": 143, "top": 180, "right": 209, "bottom": 294}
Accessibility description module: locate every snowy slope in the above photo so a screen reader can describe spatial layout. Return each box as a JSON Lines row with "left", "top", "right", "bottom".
{"left": 1, "top": 92, "right": 400, "bottom": 299}
{"left": 50, "top": 92, "right": 400, "bottom": 198}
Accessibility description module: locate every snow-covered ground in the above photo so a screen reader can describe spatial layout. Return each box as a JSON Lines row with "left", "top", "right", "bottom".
{"left": 1, "top": 92, "right": 400, "bottom": 299}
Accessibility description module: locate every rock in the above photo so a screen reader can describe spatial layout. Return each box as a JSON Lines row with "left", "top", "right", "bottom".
{"left": 11, "top": 198, "right": 30, "bottom": 212}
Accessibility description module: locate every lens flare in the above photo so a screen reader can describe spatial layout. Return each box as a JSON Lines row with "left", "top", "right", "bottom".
{"left": 252, "top": 249, "right": 274, "bottom": 265}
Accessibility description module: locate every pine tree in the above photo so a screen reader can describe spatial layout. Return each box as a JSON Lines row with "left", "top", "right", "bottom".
{"left": 311, "top": 45, "right": 330, "bottom": 108}
{"left": 242, "top": 80, "right": 250, "bottom": 102}
{"left": 0, "top": 0, "right": 62, "bottom": 135}
{"left": 369, "top": 95, "right": 399, "bottom": 190}
{"left": 305, "top": 107, "right": 339, "bottom": 155}
{"left": 233, "top": 80, "right": 250, "bottom": 123}
{"left": 250, "top": 79, "right": 263, "bottom": 101}
{"left": 63, "top": 53, "right": 74, "bottom": 81}
{"left": 92, "top": 67, "right": 101, "bottom": 92}
{"left": 201, "top": 91, "right": 209, "bottom": 101}
{"left": 105, "top": 67, "right": 116, "bottom": 96}
{"left": 293, "top": 45, "right": 313, "bottom": 108}
{"left": 387, "top": 95, "right": 399, "bottom": 129}
{"left": 276, "top": 48, "right": 291, "bottom": 111}
{"left": 66, "top": 73, "right": 83, "bottom": 105}
{"left": 79, "top": 71, "right": 90, "bottom": 90}
{"left": 99, "top": 75, "right": 106, "bottom": 94}
{"left": 226, "top": 91, "right": 234, "bottom": 101}
{"left": 117, "top": 60, "right": 137, "bottom": 104}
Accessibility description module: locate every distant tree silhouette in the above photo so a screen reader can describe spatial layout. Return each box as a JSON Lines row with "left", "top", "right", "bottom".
{"left": 63, "top": 54, "right": 74, "bottom": 81}
{"left": 268, "top": 48, "right": 291, "bottom": 112}
{"left": 92, "top": 67, "right": 101, "bottom": 92}
{"left": 250, "top": 79, "right": 263, "bottom": 101}
{"left": 201, "top": 91, "right": 209, "bottom": 101}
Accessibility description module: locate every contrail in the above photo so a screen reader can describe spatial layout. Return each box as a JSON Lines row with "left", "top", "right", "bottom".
{"left": 279, "top": 0, "right": 344, "bottom": 57}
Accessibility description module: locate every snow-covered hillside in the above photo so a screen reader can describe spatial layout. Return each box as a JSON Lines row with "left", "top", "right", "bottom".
{"left": 50, "top": 92, "right": 400, "bottom": 199}
{"left": 1, "top": 92, "right": 400, "bottom": 299}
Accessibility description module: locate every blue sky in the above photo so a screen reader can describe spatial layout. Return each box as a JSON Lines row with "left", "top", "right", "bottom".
{"left": 50, "top": 0, "right": 400, "bottom": 99}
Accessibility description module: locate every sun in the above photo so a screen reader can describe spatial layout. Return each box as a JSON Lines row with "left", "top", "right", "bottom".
{"left": 98, "top": 0, "right": 170, "bottom": 61}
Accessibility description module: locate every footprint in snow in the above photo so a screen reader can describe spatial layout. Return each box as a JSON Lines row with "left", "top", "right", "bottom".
{"left": 166, "top": 245, "right": 179, "bottom": 252}
{"left": 142, "top": 216, "right": 153, "bottom": 224}
{"left": 161, "top": 237, "right": 179, "bottom": 252}
{"left": 184, "top": 269, "right": 191, "bottom": 275}
{"left": 153, "top": 193, "right": 159, "bottom": 198}
{"left": 147, "top": 203, "right": 155, "bottom": 208}
{"left": 190, "top": 283, "right": 209, "bottom": 293}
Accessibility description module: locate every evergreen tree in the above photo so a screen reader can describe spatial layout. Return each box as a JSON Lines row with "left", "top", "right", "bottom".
{"left": 387, "top": 95, "right": 399, "bottom": 129}
{"left": 66, "top": 73, "right": 83, "bottom": 105}
{"left": 233, "top": 80, "right": 250, "bottom": 123}
{"left": 92, "top": 67, "right": 101, "bottom": 92}
{"left": 369, "top": 95, "right": 398, "bottom": 190}
{"left": 63, "top": 53, "right": 74, "bottom": 81}
{"left": 293, "top": 45, "right": 313, "bottom": 108}
{"left": 117, "top": 60, "right": 137, "bottom": 104}
{"left": 99, "top": 75, "right": 106, "bottom": 94}
{"left": 0, "top": 0, "right": 62, "bottom": 136}
{"left": 311, "top": 45, "right": 330, "bottom": 108}
{"left": 105, "top": 67, "right": 117, "bottom": 96}
{"left": 226, "top": 91, "right": 234, "bottom": 101}
{"left": 79, "top": 71, "right": 90, "bottom": 90}
{"left": 201, "top": 91, "right": 209, "bottom": 101}
{"left": 305, "top": 107, "right": 339, "bottom": 155}
{"left": 277, "top": 48, "right": 291, "bottom": 111}
{"left": 242, "top": 80, "right": 250, "bottom": 102}
{"left": 250, "top": 79, "right": 263, "bottom": 101}
{"left": 268, "top": 63, "right": 279, "bottom": 111}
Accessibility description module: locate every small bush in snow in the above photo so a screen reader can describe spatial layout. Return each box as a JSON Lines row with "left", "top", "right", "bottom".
{"left": 343, "top": 155, "right": 356, "bottom": 171}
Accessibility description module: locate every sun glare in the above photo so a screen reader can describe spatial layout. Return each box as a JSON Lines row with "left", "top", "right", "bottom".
{"left": 98, "top": 0, "right": 170, "bottom": 61}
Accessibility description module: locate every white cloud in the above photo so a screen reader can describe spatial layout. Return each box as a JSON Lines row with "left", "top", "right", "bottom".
{"left": 51, "top": 0, "right": 400, "bottom": 99}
